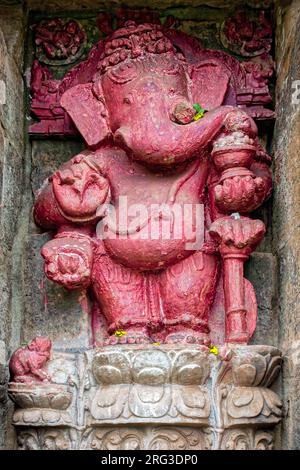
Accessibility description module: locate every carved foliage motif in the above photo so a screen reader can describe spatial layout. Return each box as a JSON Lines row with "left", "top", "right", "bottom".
{"left": 225, "top": 387, "right": 282, "bottom": 423}
{"left": 89, "top": 427, "right": 211, "bottom": 450}
{"left": 17, "top": 426, "right": 211, "bottom": 450}
{"left": 221, "top": 429, "right": 274, "bottom": 450}
{"left": 16, "top": 427, "right": 275, "bottom": 451}
{"left": 17, "top": 428, "right": 74, "bottom": 450}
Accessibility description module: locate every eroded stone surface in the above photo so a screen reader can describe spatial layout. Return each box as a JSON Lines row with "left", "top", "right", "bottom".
{"left": 245, "top": 252, "right": 278, "bottom": 346}
{"left": 0, "top": 4, "right": 26, "bottom": 449}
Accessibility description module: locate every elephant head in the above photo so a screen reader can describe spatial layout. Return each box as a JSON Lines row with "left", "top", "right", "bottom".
{"left": 61, "top": 22, "right": 232, "bottom": 166}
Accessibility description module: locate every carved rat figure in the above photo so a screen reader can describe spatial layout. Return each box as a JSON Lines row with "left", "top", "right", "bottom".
{"left": 34, "top": 22, "right": 272, "bottom": 346}
{"left": 9, "top": 337, "right": 52, "bottom": 384}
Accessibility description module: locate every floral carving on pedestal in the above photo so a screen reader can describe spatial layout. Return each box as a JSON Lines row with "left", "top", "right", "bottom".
{"left": 88, "top": 426, "right": 211, "bottom": 450}
{"left": 17, "top": 428, "right": 74, "bottom": 450}
{"left": 90, "top": 346, "right": 211, "bottom": 424}
{"left": 149, "top": 427, "right": 211, "bottom": 450}
{"left": 221, "top": 429, "right": 274, "bottom": 450}
{"left": 90, "top": 428, "right": 143, "bottom": 450}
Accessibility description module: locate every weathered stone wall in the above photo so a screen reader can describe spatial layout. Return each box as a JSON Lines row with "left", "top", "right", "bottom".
{"left": 274, "top": 0, "right": 300, "bottom": 451}
{"left": 0, "top": 1, "right": 26, "bottom": 448}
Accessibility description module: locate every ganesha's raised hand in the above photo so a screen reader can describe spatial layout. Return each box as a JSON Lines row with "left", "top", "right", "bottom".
{"left": 214, "top": 174, "right": 267, "bottom": 213}
{"left": 41, "top": 236, "right": 93, "bottom": 290}
{"left": 211, "top": 107, "right": 272, "bottom": 214}
{"left": 51, "top": 155, "right": 110, "bottom": 223}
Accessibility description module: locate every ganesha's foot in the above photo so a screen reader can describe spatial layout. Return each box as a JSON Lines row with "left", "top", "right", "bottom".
{"left": 104, "top": 327, "right": 152, "bottom": 345}
{"left": 165, "top": 328, "right": 210, "bottom": 345}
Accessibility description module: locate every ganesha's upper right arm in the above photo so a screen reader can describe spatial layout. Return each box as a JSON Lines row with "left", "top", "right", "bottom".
{"left": 33, "top": 153, "right": 111, "bottom": 229}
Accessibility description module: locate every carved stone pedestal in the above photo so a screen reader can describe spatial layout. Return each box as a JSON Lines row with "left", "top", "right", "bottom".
{"left": 8, "top": 344, "right": 282, "bottom": 450}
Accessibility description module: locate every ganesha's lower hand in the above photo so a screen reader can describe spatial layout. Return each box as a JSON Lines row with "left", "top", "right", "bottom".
{"left": 33, "top": 368, "right": 51, "bottom": 383}
{"left": 214, "top": 175, "right": 267, "bottom": 213}
{"left": 51, "top": 155, "right": 110, "bottom": 223}
{"left": 41, "top": 237, "right": 93, "bottom": 290}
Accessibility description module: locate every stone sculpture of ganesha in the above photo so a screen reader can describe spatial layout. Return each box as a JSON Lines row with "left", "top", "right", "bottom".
{"left": 33, "top": 21, "right": 272, "bottom": 346}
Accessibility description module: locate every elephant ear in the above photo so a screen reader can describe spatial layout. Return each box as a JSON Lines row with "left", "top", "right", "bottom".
{"left": 189, "top": 60, "right": 231, "bottom": 110}
{"left": 60, "top": 83, "right": 110, "bottom": 147}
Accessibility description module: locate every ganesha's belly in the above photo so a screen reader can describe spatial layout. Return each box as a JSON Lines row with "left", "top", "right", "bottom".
{"left": 103, "top": 237, "right": 195, "bottom": 271}
{"left": 98, "top": 196, "right": 204, "bottom": 270}
{"left": 100, "top": 213, "right": 203, "bottom": 270}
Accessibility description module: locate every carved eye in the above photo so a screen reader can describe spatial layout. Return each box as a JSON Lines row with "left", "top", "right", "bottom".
{"left": 168, "top": 88, "right": 175, "bottom": 96}
{"left": 123, "top": 95, "right": 133, "bottom": 105}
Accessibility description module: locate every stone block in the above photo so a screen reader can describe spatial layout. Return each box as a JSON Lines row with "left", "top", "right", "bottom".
{"left": 0, "top": 138, "right": 23, "bottom": 250}
{"left": 245, "top": 252, "right": 278, "bottom": 346}
{"left": 0, "top": 53, "right": 24, "bottom": 155}
{"left": 0, "top": 5, "right": 25, "bottom": 68}
{"left": 23, "top": 233, "right": 92, "bottom": 351}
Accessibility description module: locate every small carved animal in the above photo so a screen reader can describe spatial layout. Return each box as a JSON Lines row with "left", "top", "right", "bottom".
{"left": 9, "top": 337, "right": 52, "bottom": 384}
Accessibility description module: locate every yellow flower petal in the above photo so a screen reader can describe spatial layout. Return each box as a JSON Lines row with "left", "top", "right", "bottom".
{"left": 114, "top": 329, "right": 127, "bottom": 337}
{"left": 209, "top": 345, "right": 219, "bottom": 355}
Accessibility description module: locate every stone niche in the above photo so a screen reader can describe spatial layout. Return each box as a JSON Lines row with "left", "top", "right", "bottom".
{"left": 1, "top": 0, "right": 287, "bottom": 450}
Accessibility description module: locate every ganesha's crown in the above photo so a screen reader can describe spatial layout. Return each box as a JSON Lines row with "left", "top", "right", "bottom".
{"left": 97, "top": 21, "right": 181, "bottom": 74}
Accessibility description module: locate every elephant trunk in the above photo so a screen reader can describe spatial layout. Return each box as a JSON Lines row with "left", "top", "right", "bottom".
{"left": 114, "top": 105, "right": 235, "bottom": 166}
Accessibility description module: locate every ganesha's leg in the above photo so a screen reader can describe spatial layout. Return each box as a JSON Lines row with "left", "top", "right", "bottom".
{"left": 91, "top": 243, "right": 151, "bottom": 345}
{"left": 160, "top": 251, "right": 219, "bottom": 344}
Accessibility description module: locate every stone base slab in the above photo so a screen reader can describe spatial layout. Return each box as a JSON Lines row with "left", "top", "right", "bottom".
{"left": 8, "top": 344, "right": 282, "bottom": 450}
